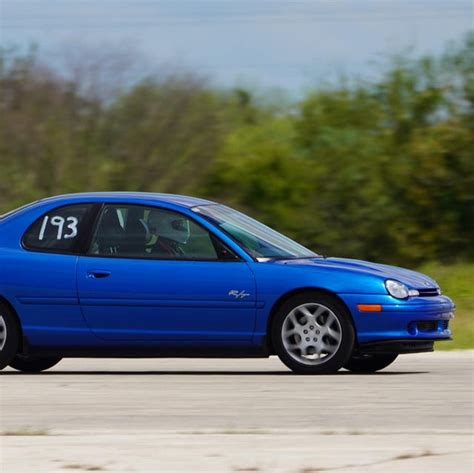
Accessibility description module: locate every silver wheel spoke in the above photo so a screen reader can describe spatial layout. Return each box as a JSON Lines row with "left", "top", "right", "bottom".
{"left": 314, "top": 343, "right": 326, "bottom": 355}
{"left": 313, "top": 306, "right": 326, "bottom": 321}
{"left": 297, "top": 306, "right": 313, "bottom": 322}
{"left": 287, "top": 311, "right": 301, "bottom": 328}
{"left": 327, "top": 326, "right": 339, "bottom": 340}
{"left": 324, "top": 312, "right": 337, "bottom": 328}
{"left": 282, "top": 303, "right": 342, "bottom": 366}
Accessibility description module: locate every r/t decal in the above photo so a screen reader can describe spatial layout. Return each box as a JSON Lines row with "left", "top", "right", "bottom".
{"left": 228, "top": 290, "right": 251, "bottom": 299}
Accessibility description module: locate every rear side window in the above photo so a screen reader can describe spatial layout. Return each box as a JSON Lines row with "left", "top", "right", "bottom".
{"left": 23, "top": 204, "right": 92, "bottom": 253}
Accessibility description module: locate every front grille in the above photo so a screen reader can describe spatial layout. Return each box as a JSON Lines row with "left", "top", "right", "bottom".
{"left": 407, "top": 319, "right": 450, "bottom": 335}
{"left": 417, "top": 288, "right": 441, "bottom": 297}
{"left": 416, "top": 320, "right": 439, "bottom": 332}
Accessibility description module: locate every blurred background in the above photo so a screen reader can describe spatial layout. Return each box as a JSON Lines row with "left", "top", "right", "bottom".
{"left": 0, "top": 0, "right": 472, "bottom": 347}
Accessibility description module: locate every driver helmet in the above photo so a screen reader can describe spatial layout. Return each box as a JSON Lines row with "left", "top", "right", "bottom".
{"left": 148, "top": 211, "right": 190, "bottom": 245}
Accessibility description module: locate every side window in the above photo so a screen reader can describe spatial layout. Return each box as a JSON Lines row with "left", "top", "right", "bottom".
{"left": 23, "top": 204, "right": 92, "bottom": 253}
{"left": 88, "top": 204, "right": 237, "bottom": 260}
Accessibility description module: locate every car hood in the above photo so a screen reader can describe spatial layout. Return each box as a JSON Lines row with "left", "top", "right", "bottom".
{"left": 274, "top": 257, "right": 438, "bottom": 289}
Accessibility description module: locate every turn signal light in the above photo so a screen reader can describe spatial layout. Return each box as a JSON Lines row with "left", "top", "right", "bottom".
{"left": 357, "top": 304, "right": 382, "bottom": 312}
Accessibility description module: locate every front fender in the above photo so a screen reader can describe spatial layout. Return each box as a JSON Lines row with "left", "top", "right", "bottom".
{"left": 250, "top": 261, "right": 385, "bottom": 340}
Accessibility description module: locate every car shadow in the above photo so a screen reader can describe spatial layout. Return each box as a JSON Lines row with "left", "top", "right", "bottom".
{"left": 1, "top": 370, "right": 428, "bottom": 376}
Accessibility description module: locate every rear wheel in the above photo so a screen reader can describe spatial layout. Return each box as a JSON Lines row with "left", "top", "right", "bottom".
{"left": 9, "top": 356, "right": 62, "bottom": 373}
{"left": 344, "top": 353, "right": 398, "bottom": 373}
{"left": 272, "top": 292, "right": 355, "bottom": 374}
{"left": 0, "top": 303, "right": 21, "bottom": 371}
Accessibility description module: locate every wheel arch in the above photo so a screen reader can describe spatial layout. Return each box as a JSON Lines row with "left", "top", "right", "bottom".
{"left": 265, "top": 287, "right": 357, "bottom": 354}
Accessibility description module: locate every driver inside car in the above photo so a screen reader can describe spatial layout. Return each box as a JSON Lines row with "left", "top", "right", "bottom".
{"left": 146, "top": 211, "right": 190, "bottom": 257}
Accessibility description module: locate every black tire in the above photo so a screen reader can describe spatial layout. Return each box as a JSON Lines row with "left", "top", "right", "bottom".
{"left": 271, "top": 292, "right": 355, "bottom": 374}
{"left": 0, "top": 302, "right": 21, "bottom": 371}
{"left": 343, "top": 353, "right": 398, "bottom": 373}
{"left": 9, "top": 356, "right": 62, "bottom": 373}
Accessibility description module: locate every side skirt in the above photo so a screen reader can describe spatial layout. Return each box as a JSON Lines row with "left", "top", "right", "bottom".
{"left": 24, "top": 344, "right": 270, "bottom": 359}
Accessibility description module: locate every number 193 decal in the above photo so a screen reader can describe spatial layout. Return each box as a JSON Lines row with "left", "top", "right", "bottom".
{"left": 38, "top": 215, "right": 79, "bottom": 241}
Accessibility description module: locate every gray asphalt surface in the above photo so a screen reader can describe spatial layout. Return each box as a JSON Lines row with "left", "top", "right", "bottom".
{"left": 0, "top": 351, "right": 473, "bottom": 472}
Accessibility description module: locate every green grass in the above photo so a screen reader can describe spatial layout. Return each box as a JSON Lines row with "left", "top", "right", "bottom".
{"left": 417, "top": 263, "right": 474, "bottom": 350}
{"left": 1, "top": 427, "right": 49, "bottom": 436}
{"left": 63, "top": 465, "right": 105, "bottom": 471}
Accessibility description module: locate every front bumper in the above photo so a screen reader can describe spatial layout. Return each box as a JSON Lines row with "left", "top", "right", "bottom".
{"left": 357, "top": 339, "right": 438, "bottom": 355}
{"left": 339, "top": 294, "right": 455, "bottom": 345}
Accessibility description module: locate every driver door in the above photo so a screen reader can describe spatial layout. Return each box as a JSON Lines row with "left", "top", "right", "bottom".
{"left": 77, "top": 204, "right": 256, "bottom": 341}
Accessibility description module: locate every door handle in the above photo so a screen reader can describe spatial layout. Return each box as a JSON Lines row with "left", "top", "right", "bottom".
{"left": 87, "top": 270, "right": 111, "bottom": 279}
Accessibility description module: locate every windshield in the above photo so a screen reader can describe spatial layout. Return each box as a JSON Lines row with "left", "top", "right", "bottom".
{"left": 193, "top": 205, "right": 317, "bottom": 260}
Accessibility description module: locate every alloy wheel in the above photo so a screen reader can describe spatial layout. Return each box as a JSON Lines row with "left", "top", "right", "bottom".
{"left": 281, "top": 303, "right": 342, "bottom": 365}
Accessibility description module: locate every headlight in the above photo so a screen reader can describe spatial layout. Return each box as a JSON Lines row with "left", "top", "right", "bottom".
{"left": 385, "top": 279, "right": 413, "bottom": 299}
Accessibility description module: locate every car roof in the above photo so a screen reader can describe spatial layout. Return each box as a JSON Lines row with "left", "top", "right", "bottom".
{"left": 36, "top": 192, "right": 216, "bottom": 208}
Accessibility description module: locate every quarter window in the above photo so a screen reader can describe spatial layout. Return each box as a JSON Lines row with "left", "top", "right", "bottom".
{"left": 23, "top": 204, "right": 92, "bottom": 252}
{"left": 88, "top": 204, "right": 237, "bottom": 260}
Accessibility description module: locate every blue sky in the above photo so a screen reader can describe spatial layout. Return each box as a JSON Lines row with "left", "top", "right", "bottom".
{"left": 1, "top": 0, "right": 472, "bottom": 89}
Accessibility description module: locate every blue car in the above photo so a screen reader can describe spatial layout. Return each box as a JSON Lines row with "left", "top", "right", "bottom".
{"left": 0, "top": 193, "right": 454, "bottom": 374}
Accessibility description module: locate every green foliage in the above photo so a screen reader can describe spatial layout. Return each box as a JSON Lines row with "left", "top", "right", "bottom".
{"left": 1, "top": 34, "right": 473, "bottom": 267}
{"left": 419, "top": 263, "right": 474, "bottom": 350}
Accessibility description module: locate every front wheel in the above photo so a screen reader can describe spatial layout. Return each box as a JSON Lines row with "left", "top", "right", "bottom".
{"left": 272, "top": 292, "right": 355, "bottom": 374}
{"left": 343, "top": 353, "right": 398, "bottom": 373}
{"left": 9, "top": 356, "right": 62, "bottom": 373}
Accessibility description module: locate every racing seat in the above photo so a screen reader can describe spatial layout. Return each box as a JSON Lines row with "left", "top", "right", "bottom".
{"left": 120, "top": 209, "right": 148, "bottom": 256}
{"left": 96, "top": 207, "right": 125, "bottom": 255}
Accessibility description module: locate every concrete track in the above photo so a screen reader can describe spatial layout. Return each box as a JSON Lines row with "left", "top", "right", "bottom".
{"left": 1, "top": 351, "right": 472, "bottom": 472}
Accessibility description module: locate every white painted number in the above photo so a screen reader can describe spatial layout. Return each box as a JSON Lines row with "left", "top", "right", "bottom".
{"left": 38, "top": 216, "right": 49, "bottom": 241}
{"left": 38, "top": 215, "right": 79, "bottom": 240}
{"left": 64, "top": 216, "right": 78, "bottom": 239}
{"left": 51, "top": 216, "right": 65, "bottom": 240}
